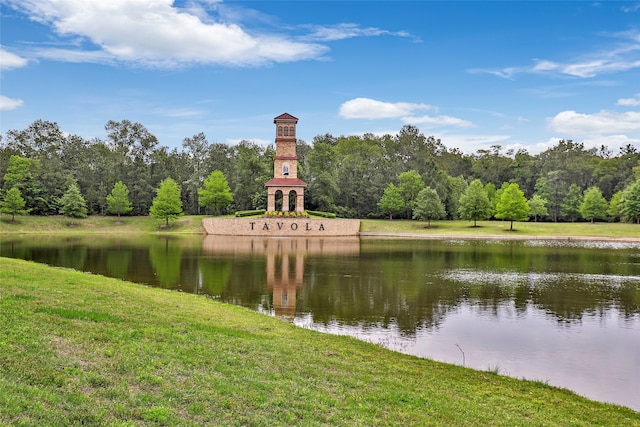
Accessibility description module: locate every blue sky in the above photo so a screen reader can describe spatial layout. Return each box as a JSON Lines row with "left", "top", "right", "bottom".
{"left": 1, "top": 0, "right": 639, "bottom": 154}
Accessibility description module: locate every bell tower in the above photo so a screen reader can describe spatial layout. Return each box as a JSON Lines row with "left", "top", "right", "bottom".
{"left": 265, "top": 113, "right": 307, "bottom": 212}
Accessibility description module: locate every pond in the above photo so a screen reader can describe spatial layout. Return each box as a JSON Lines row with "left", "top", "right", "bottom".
{"left": 2, "top": 234, "right": 639, "bottom": 411}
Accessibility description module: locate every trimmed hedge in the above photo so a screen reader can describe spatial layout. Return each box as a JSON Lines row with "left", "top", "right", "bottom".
{"left": 235, "top": 209, "right": 266, "bottom": 217}
{"left": 307, "top": 210, "right": 337, "bottom": 218}
{"left": 235, "top": 209, "right": 336, "bottom": 218}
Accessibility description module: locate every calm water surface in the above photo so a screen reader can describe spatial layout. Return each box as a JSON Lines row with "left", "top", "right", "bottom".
{"left": 2, "top": 234, "right": 639, "bottom": 411}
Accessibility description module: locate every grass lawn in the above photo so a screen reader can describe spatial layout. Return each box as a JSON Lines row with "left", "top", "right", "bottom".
{"left": 1, "top": 257, "right": 638, "bottom": 426}
{"left": 0, "top": 215, "right": 208, "bottom": 234}
{"left": 360, "top": 219, "right": 640, "bottom": 239}
{"left": 2, "top": 215, "right": 639, "bottom": 239}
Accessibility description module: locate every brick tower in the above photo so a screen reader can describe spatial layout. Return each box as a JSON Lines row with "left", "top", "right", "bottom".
{"left": 265, "top": 113, "right": 307, "bottom": 212}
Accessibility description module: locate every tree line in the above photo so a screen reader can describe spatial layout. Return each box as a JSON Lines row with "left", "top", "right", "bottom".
{"left": 1, "top": 119, "right": 639, "bottom": 223}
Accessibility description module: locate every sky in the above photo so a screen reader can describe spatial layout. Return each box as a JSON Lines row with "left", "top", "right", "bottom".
{"left": 1, "top": 0, "right": 639, "bottom": 155}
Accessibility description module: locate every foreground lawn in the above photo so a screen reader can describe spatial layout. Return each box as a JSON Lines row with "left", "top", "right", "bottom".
{"left": 1, "top": 258, "right": 638, "bottom": 426}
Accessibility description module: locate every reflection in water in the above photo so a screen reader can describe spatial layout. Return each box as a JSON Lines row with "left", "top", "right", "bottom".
{"left": 1, "top": 235, "right": 639, "bottom": 410}
{"left": 202, "top": 236, "right": 360, "bottom": 318}
{"left": 149, "top": 237, "right": 183, "bottom": 287}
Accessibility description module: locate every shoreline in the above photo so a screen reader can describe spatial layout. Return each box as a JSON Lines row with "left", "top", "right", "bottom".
{"left": 359, "top": 232, "right": 640, "bottom": 243}
{"left": 1, "top": 216, "right": 638, "bottom": 242}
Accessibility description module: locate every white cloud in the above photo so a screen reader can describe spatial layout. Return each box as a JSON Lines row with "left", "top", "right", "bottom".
{"left": 301, "top": 23, "right": 412, "bottom": 42}
{"left": 340, "top": 98, "right": 473, "bottom": 130}
{"left": 0, "top": 95, "right": 24, "bottom": 110}
{"left": 473, "top": 30, "right": 640, "bottom": 78}
{"left": 562, "top": 59, "right": 640, "bottom": 78}
{"left": 339, "top": 97, "right": 431, "bottom": 119}
{"left": 532, "top": 59, "right": 559, "bottom": 72}
{"left": 403, "top": 115, "right": 474, "bottom": 128}
{"left": 621, "top": 3, "right": 640, "bottom": 13}
{"left": 617, "top": 93, "right": 640, "bottom": 106}
{"left": 3, "top": 0, "right": 328, "bottom": 68}
{"left": 0, "top": 47, "right": 29, "bottom": 70}
{"left": 548, "top": 110, "right": 640, "bottom": 134}
{"left": 434, "top": 133, "right": 511, "bottom": 154}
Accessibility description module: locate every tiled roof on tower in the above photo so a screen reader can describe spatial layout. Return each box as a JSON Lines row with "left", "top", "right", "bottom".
{"left": 274, "top": 113, "right": 298, "bottom": 122}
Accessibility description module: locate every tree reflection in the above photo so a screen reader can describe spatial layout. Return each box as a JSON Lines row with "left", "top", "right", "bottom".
{"left": 106, "top": 249, "right": 132, "bottom": 279}
{"left": 1, "top": 236, "right": 638, "bottom": 334}
{"left": 149, "top": 237, "right": 183, "bottom": 287}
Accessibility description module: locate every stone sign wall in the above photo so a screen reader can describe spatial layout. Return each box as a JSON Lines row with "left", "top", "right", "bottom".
{"left": 202, "top": 218, "right": 360, "bottom": 236}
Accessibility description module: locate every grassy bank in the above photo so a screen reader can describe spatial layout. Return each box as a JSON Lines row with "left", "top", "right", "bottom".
{"left": 360, "top": 219, "right": 640, "bottom": 239}
{"left": 1, "top": 215, "right": 639, "bottom": 239}
{"left": 0, "top": 215, "right": 208, "bottom": 234}
{"left": 1, "top": 258, "right": 638, "bottom": 426}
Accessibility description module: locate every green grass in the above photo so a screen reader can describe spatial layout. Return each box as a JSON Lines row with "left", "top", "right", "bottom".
{"left": 0, "top": 215, "right": 208, "bottom": 234}
{"left": 1, "top": 257, "right": 638, "bottom": 426}
{"left": 2, "top": 215, "right": 639, "bottom": 239}
{"left": 360, "top": 219, "right": 640, "bottom": 239}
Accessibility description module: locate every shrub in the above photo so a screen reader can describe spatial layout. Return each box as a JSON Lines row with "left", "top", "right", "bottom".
{"left": 307, "top": 210, "right": 337, "bottom": 218}
{"left": 235, "top": 209, "right": 266, "bottom": 217}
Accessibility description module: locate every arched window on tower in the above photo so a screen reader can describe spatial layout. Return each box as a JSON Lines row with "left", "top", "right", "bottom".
{"left": 278, "top": 126, "right": 283, "bottom": 136}
{"left": 282, "top": 163, "right": 290, "bottom": 176}
{"left": 284, "top": 127, "right": 289, "bottom": 136}
{"left": 290, "top": 126, "right": 295, "bottom": 137}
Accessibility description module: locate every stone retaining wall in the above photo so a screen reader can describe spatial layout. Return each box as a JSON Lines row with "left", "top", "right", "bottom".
{"left": 202, "top": 217, "right": 360, "bottom": 236}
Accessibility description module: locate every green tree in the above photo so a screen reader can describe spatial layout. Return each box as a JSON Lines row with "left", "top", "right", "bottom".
{"left": 106, "top": 181, "right": 133, "bottom": 220}
{"left": 105, "top": 119, "right": 159, "bottom": 215}
{"left": 471, "top": 145, "right": 514, "bottom": 188}
{"left": 150, "top": 178, "right": 183, "bottom": 227}
{"left": 335, "top": 135, "right": 385, "bottom": 218}
{"left": 443, "top": 175, "right": 468, "bottom": 220}
{"left": 378, "top": 183, "right": 405, "bottom": 219}
{"left": 59, "top": 182, "right": 88, "bottom": 221}
{"left": 413, "top": 187, "right": 446, "bottom": 227}
{"left": 182, "top": 132, "right": 210, "bottom": 214}
{"left": 527, "top": 194, "right": 548, "bottom": 222}
{"left": 561, "top": 184, "right": 583, "bottom": 222}
{"left": 305, "top": 138, "right": 339, "bottom": 212}
{"left": 535, "top": 172, "right": 568, "bottom": 222}
{"left": 484, "top": 182, "right": 497, "bottom": 205}
{"left": 607, "top": 190, "right": 624, "bottom": 222}
{"left": 199, "top": 170, "right": 233, "bottom": 216}
{"left": 2, "top": 155, "right": 45, "bottom": 214}
{"left": 231, "top": 141, "right": 271, "bottom": 210}
{"left": 579, "top": 186, "right": 608, "bottom": 224}
{"left": 495, "top": 183, "right": 530, "bottom": 231}
{"left": 620, "top": 180, "right": 640, "bottom": 224}
{"left": 1, "top": 187, "right": 28, "bottom": 221}
{"left": 3, "top": 155, "right": 32, "bottom": 190}
{"left": 397, "top": 170, "right": 424, "bottom": 219}
{"left": 458, "top": 179, "right": 492, "bottom": 227}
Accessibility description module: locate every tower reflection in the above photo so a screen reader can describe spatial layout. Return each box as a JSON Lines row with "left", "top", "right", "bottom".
{"left": 202, "top": 236, "right": 360, "bottom": 317}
